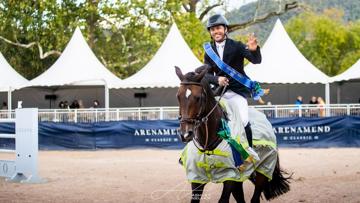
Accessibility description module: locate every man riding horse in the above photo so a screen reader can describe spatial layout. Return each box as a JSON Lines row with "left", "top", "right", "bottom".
{"left": 203, "top": 14, "right": 263, "bottom": 151}
{"left": 176, "top": 66, "right": 290, "bottom": 203}
{"left": 176, "top": 14, "right": 291, "bottom": 203}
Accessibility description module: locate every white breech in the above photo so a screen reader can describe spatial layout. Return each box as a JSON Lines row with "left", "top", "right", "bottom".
{"left": 223, "top": 90, "right": 249, "bottom": 127}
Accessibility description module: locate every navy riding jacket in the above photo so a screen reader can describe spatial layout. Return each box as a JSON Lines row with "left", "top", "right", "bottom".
{"left": 204, "top": 38, "right": 262, "bottom": 98}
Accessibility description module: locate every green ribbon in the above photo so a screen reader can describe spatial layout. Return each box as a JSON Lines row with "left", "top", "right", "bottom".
{"left": 217, "top": 119, "right": 249, "bottom": 161}
{"left": 254, "top": 81, "right": 263, "bottom": 95}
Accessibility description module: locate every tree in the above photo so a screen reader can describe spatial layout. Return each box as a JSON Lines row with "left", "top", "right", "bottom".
{"left": 0, "top": 0, "right": 176, "bottom": 79}
{"left": 0, "top": 0, "right": 83, "bottom": 78}
{"left": 286, "top": 9, "right": 360, "bottom": 76}
{"left": 338, "top": 21, "right": 360, "bottom": 74}
{"left": 228, "top": 0, "right": 301, "bottom": 32}
{"left": 96, "top": 0, "right": 175, "bottom": 78}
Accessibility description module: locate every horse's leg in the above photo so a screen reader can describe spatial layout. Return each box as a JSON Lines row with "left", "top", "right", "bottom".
{"left": 191, "top": 183, "right": 206, "bottom": 203}
{"left": 251, "top": 172, "right": 268, "bottom": 203}
{"left": 218, "top": 181, "right": 235, "bottom": 203}
{"left": 231, "top": 181, "right": 246, "bottom": 203}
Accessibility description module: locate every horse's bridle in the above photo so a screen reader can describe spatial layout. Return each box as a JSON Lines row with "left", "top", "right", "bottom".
{"left": 178, "top": 81, "right": 226, "bottom": 151}
{"left": 179, "top": 82, "right": 207, "bottom": 125}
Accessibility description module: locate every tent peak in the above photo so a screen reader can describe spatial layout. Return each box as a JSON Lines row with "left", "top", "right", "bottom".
{"left": 245, "top": 19, "right": 330, "bottom": 84}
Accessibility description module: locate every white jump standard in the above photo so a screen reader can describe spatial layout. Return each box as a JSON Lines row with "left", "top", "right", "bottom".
{"left": 0, "top": 108, "right": 43, "bottom": 183}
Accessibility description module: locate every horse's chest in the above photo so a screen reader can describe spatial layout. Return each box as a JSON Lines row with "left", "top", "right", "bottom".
{"left": 181, "top": 140, "right": 241, "bottom": 183}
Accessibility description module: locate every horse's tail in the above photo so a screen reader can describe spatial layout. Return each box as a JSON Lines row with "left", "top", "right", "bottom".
{"left": 263, "top": 154, "right": 292, "bottom": 200}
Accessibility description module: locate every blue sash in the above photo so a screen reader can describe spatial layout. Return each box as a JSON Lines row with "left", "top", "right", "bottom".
{"left": 203, "top": 42, "right": 264, "bottom": 100}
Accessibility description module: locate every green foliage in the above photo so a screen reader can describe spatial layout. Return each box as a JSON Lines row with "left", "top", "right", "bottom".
{"left": 286, "top": 9, "right": 360, "bottom": 76}
{"left": 0, "top": 0, "right": 176, "bottom": 79}
{"left": 301, "top": 0, "right": 360, "bottom": 22}
{"left": 0, "top": 0, "right": 83, "bottom": 79}
{"left": 91, "top": 0, "right": 172, "bottom": 78}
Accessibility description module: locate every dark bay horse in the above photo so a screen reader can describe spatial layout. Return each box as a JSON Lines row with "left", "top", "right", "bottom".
{"left": 175, "top": 66, "right": 291, "bottom": 203}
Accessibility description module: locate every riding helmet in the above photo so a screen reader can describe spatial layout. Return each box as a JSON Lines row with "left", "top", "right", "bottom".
{"left": 206, "top": 14, "right": 229, "bottom": 30}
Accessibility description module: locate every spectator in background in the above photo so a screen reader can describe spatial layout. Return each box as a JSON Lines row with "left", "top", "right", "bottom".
{"left": 64, "top": 101, "right": 69, "bottom": 109}
{"left": 295, "top": 96, "right": 303, "bottom": 106}
{"left": 92, "top": 100, "right": 100, "bottom": 108}
{"left": 78, "top": 100, "right": 84, "bottom": 109}
{"left": 70, "top": 100, "right": 80, "bottom": 109}
{"left": 58, "top": 101, "right": 65, "bottom": 109}
{"left": 62, "top": 100, "right": 70, "bottom": 121}
{"left": 293, "top": 96, "right": 303, "bottom": 117}
{"left": 317, "top": 96, "right": 326, "bottom": 117}
{"left": 264, "top": 101, "right": 274, "bottom": 118}
{"left": 309, "top": 96, "right": 318, "bottom": 105}
{"left": 1, "top": 102, "right": 8, "bottom": 118}
{"left": 309, "top": 96, "right": 318, "bottom": 117}
{"left": 1, "top": 102, "right": 8, "bottom": 110}
{"left": 257, "top": 88, "right": 270, "bottom": 105}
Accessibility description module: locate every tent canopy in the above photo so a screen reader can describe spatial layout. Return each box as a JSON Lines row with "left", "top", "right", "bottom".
{"left": 23, "top": 27, "right": 122, "bottom": 88}
{"left": 330, "top": 59, "right": 360, "bottom": 82}
{"left": 114, "top": 23, "right": 202, "bottom": 89}
{"left": 0, "top": 52, "right": 28, "bottom": 92}
{"left": 245, "top": 19, "right": 330, "bottom": 84}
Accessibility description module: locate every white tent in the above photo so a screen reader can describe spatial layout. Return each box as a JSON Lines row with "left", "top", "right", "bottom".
{"left": 0, "top": 52, "right": 28, "bottom": 114}
{"left": 114, "top": 23, "right": 202, "bottom": 89}
{"left": 0, "top": 52, "right": 28, "bottom": 92}
{"left": 23, "top": 27, "right": 123, "bottom": 109}
{"left": 245, "top": 19, "right": 331, "bottom": 103}
{"left": 330, "top": 59, "right": 360, "bottom": 82}
{"left": 329, "top": 59, "right": 360, "bottom": 103}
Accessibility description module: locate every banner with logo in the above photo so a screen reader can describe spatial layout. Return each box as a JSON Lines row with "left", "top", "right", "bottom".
{"left": 0, "top": 120, "right": 184, "bottom": 150}
{"left": 269, "top": 116, "right": 360, "bottom": 147}
{"left": 0, "top": 116, "right": 359, "bottom": 149}
{"left": 92, "top": 120, "right": 183, "bottom": 149}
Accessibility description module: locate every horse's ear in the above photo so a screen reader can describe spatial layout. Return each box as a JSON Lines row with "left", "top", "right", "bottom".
{"left": 194, "top": 65, "right": 208, "bottom": 82}
{"left": 175, "top": 66, "right": 184, "bottom": 81}
{"left": 195, "top": 64, "right": 210, "bottom": 74}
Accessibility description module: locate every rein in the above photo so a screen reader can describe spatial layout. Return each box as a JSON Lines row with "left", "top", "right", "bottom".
{"left": 179, "top": 81, "right": 227, "bottom": 151}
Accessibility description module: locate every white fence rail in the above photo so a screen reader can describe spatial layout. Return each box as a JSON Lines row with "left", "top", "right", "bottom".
{"left": 0, "top": 104, "right": 359, "bottom": 123}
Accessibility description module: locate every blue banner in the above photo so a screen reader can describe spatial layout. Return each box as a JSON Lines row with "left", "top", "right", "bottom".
{"left": 269, "top": 116, "right": 360, "bottom": 147}
{"left": 0, "top": 120, "right": 184, "bottom": 150}
{"left": 1, "top": 116, "right": 360, "bottom": 149}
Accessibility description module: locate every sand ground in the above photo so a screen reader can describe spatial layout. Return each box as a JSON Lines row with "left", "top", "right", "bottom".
{"left": 0, "top": 148, "right": 360, "bottom": 203}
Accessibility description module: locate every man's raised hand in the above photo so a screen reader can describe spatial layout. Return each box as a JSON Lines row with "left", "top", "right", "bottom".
{"left": 247, "top": 33, "right": 258, "bottom": 51}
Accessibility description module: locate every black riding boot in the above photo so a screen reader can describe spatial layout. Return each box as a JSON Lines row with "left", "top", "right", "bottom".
{"left": 244, "top": 122, "right": 253, "bottom": 147}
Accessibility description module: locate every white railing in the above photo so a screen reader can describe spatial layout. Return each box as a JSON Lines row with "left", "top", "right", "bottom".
{"left": 0, "top": 104, "right": 359, "bottom": 123}
{"left": 254, "top": 104, "right": 360, "bottom": 118}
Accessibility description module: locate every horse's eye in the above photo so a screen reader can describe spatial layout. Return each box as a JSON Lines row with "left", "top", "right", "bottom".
{"left": 194, "top": 96, "right": 200, "bottom": 102}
